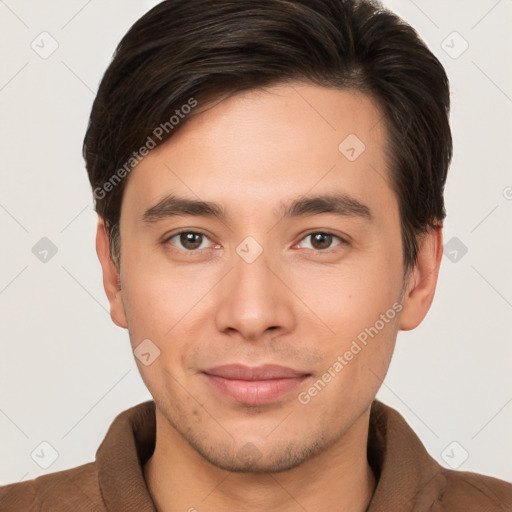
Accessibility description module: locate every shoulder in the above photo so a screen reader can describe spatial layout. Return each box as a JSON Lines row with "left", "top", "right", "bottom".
{"left": 369, "top": 400, "right": 512, "bottom": 511}
{"left": 432, "top": 468, "right": 512, "bottom": 511}
{"left": 0, "top": 462, "right": 106, "bottom": 511}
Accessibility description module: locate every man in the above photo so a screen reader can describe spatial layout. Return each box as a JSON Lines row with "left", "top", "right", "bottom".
{"left": 1, "top": 0, "right": 511, "bottom": 510}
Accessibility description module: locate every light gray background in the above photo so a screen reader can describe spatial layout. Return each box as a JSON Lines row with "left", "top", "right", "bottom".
{"left": 0, "top": 0, "right": 511, "bottom": 486}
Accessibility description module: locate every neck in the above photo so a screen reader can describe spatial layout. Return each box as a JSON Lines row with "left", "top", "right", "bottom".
{"left": 143, "top": 407, "right": 376, "bottom": 512}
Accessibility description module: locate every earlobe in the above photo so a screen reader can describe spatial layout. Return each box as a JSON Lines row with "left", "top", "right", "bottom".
{"left": 95, "top": 218, "right": 128, "bottom": 329}
{"left": 399, "top": 226, "right": 443, "bottom": 331}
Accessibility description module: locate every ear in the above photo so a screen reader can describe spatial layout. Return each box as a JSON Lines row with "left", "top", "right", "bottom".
{"left": 399, "top": 226, "right": 443, "bottom": 331}
{"left": 95, "top": 218, "right": 128, "bottom": 329}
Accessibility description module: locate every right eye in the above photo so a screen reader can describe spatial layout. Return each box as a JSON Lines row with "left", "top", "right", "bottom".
{"left": 164, "top": 231, "right": 213, "bottom": 251}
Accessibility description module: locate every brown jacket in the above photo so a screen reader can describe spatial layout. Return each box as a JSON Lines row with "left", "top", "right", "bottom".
{"left": 1, "top": 399, "right": 511, "bottom": 511}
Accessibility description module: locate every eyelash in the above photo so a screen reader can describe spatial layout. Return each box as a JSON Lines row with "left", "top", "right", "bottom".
{"left": 163, "top": 230, "right": 348, "bottom": 254}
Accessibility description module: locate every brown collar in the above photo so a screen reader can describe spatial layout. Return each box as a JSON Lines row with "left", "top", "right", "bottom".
{"left": 95, "top": 399, "right": 445, "bottom": 511}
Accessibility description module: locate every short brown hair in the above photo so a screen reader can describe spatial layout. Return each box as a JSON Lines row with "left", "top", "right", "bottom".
{"left": 83, "top": 0, "right": 452, "bottom": 271}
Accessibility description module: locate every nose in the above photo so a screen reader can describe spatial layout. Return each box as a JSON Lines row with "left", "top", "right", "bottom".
{"left": 214, "top": 246, "right": 296, "bottom": 342}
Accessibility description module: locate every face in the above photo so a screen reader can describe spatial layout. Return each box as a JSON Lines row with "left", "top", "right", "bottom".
{"left": 98, "top": 82, "right": 440, "bottom": 473}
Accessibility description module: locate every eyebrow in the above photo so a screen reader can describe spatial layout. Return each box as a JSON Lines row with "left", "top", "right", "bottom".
{"left": 142, "top": 192, "right": 372, "bottom": 224}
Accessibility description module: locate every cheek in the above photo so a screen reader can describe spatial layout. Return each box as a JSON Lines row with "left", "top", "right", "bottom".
{"left": 291, "top": 243, "right": 402, "bottom": 382}
{"left": 299, "top": 254, "right": 402, "bottom": 332}
{"left": 119, "top": 249, "right": 219, "bottom": 372}
{"left": 120, "top": 267, "right": 192, "bottom": 394}
{"left": 119, "top": 254, "right": 180, "bottom": 349}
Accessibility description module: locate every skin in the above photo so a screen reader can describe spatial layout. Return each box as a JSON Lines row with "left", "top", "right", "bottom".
{"left": 96, "top": 82, "right": 442, "bottom": 512}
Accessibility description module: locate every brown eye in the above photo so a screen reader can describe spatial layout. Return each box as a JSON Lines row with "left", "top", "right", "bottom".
{"left": 167, "top": 232, "right": 209, "bottom": 251}
{"left": 298, "top": 232, "right": 344, "bottom": 251}
{"left": 311, "top": 233, "right": 333, "bottom": 250}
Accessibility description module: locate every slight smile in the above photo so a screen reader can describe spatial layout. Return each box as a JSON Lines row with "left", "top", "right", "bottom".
{"left": 202, "top": 364, "right": 312, "bottom": 405}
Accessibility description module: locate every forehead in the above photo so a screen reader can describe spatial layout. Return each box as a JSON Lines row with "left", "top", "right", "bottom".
{"left": 122, "top": 83, "right": 394, "bottom": 221}
{"left": 164, "top": 83, "right": 386, "bottom": 160}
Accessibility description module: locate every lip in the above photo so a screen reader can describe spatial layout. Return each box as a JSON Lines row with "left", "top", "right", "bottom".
{"left": 202, "top": 364, "right": 311, "bottom": 405}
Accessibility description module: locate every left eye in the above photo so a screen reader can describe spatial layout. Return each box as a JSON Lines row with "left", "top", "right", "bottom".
{"left": 297, "top": 232, "right": 344, "bottom": 251}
